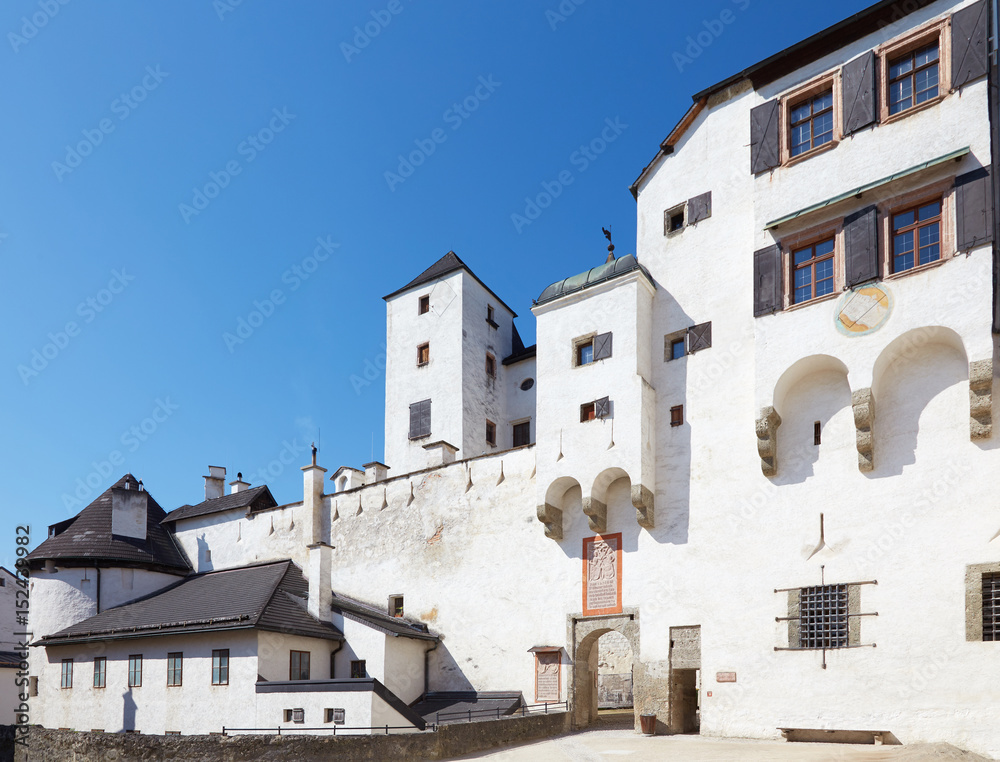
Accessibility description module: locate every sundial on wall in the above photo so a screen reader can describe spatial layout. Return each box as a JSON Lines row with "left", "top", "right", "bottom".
{"left": 834, "top": 283, "right": 893, "bottom": 336}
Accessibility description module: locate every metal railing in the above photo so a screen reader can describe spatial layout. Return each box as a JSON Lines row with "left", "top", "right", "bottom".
{"left": 222, "top": 724, "right": 427, "bottom": 736}
{"left": 435, "top": 701, "right": 567, "bottom": 725}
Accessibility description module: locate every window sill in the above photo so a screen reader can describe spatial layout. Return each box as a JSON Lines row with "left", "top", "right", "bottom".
{"left": 885, "top": 255, "right": 949, "bottom": 281}
{"left": 784, "top": 139, "right": 837, "bottom": 168}
{"left": 486, "top": 318, "right": 499, "bottom": 329}
{"left": 881, "top": 93, "right": 945, "bottom": 127}
{"left": 408, "top": 434, "right": 431, "bottom": 442}
{"left": 784, "top": 290, "right": 841, "bottom": 313}
{"left": 416, "top": 362, "right": 428, "bottom": 368}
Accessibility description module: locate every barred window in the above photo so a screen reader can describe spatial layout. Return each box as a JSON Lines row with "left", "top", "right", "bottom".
{"left": 983, "top": 574, "right": 1000, "bottom": 641}
{"left": 799, "top": 584, "right": 848, "bottom": 649}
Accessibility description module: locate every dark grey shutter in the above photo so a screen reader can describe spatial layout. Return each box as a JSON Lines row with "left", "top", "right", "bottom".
{"left": 594, "top": 397, "right": 610, "bottom": 418}
{"left": 842, "top": 51, "right": 876, "bottom": 135}
{"left": 750, "top": 100, "right": 780, "bottom": 174}
{"left": 593, "top": 332, "right": 613, "bottom": 360}
{"left": 753, "top": 245, "right": 782, "bottom": 316}
{"left": 955, "top": 166, "right": 994, "bottom": 250}
{"left": 952, "top": 0, "right": 989, "bottom": 89}
{"left": 409, "top": 399, "right": 431, "bottom": 438}
{"left": 844, "top": 205, "right": 879, "bottom": 287}
{"left": 687, "top": 192, "right": 712, "bottom": 224}
{"left": 688, "top": 322, "right": 712, "bottom": 353}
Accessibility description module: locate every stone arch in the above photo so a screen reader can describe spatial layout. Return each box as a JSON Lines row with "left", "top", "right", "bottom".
{"left": 537, "top": 476, "right": 581, "bottom": 540}
{"left": 571, "top": 611, "right": 648, "bottom": 730}
{"left": 586, "top": 468, "right": 630, "bottom": 534}
{"left": 871, "top": 326, "right": 967, "bottom": 400}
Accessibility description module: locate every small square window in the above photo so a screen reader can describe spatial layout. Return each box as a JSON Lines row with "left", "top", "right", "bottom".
{"left": 670, "top": 405, "right": 683, "bottom": 427}
{"left": 580, "top": 402, "right": 596, "bottom": 423}
{"left": 983, "top": 573, "right": 1000, "bottom": 641}
{"left": 418, "top": 295, "right": 430, "bottom": 314}
{"left": 351, "top": 660, "right": 366, "bottom": 678}
{"left": 326, "top": 708, "right": 346, "bottom": 724}
{"left": 417, "top": 343, "right": 430, "bottom": 366}
{"left": 671, "top": 338, "right": 686, "bottom": 360}
{"left": 577, "top": 341, "right": 594, "bottom": 366}
{"left": 486, "top": 353, "right": 496, "bottom": 378}
{"left": 486, "top": 420, "right": 496, "bottom": 446}
{"left": 389, "top": 595, "right": 404, "bottom": 618}
{"left": 665, "top": 204, "right": 685, "bottom": 234}
{"left": 513, "top": 421, "right": 531, "bottom": 447}
{"left": 799, "top": 584, "right": 849, "bottom": 649}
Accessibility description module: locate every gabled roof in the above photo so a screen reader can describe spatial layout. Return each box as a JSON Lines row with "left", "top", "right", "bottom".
{"left": 27, "top": 474, "right": 190, "bottom": 573}
{"left": 330, "top": 591, "right": 438, "bottom": 642}
{"left": 382, "top": 251, "right": 518, "bottom": 317}
{"left": 534, "top": 254, "right": 655, "bottom": 306}
{"left": 37, "top": 560, "right": 343, "bottom": 646}
{"left": 161, "top": 484, "right": 278, "bottom": 525}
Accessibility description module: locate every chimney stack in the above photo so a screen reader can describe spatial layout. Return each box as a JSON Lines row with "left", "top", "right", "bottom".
{"left": 307, "top": 542, "right": 333, "bottom": 621}
{"left": 229, "top": 472, "right": 250, "bottom": 494}
{"left": 111, "top": 484, "right": 148, "bottom": 541}
{"left": 204, "top": 466, "right": 226, "bottom": 500}
{"left": 422, "top": 440, "right": 459, "bottom": 468}
{"left": 362, "top": 461, "right": 390, "bottom": 484}
{"left": 302, "top": 444, "right": 328, "bottom": 545}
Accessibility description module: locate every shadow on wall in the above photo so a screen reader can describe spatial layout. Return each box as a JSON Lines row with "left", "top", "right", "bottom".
{"left": 196, "top": 535, "right": 211, "bottom": 571}
{"left": 429, "top": 643, "right": 475, "bottom": 693}
{"left": 870, "top": 338, "right": 969, "bottom": 479}
{"left": 122, "top": 686, "right": 136, "bottom": 732}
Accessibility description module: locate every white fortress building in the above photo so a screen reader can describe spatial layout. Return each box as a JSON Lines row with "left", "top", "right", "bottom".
{"left": 26, "top": 0, "right": 1000, "bottom": 755}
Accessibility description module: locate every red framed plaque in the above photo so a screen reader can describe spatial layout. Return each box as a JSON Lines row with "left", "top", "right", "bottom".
{"left": 582, "top": 533, "right": 622, "bottom": 616}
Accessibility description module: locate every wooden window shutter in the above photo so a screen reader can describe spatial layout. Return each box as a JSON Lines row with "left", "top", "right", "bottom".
{"left": 952, "top": 0, "right": 989, "bottom": 89}
{"left": 688, "top": 322, "right": 712, "bottom": 353}
{"left": 409, "top": 399, "right": 431, "bottom": 438}
{"left": 593, "top": 332, "right": 613, "bottom": 361}
{"left": 955, "top": 167, "right": 994, "bottom": 250}
{"left": 842, "top": 51, "right": 876, "bottom": 136}
{"left": 687, "top": 192, "right": 712, "bottom": 224}
{"left": 753, "top": 245, "right": 782, "bottom": 316}
{"left": 594, "top": 397, "right": 611, "bottom": 418}
{"left": 844, "top": 205, "right": 880, "bottom": 288}
{"left": 750, "top": 100, "right": 780, "bottom": 174}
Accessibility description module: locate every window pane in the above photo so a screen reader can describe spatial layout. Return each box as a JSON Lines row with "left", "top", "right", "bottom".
{"left": 915, "top": 43, "right": 939, "bottom": 66}
{"left": 815, "top": 277, "right": 834, "bottom": 297}
{"left": 918, "top": 223, "right": 940, "bottom": 247}
{"left": 579, "top": 344, "right": 593, "bottom": 364}
{"left": 889, "top": 80, "right": 912, "bottom": 113}
{"left": 794, "top": 285, "right": 812, "bottom": 304}
{"left": 671, "top": 340, "right": 685, "bottom": 360}
{"left": 917, "top": 202, "right": 941, "bottom": 220}
{"left": 920, "top": 243, "right": 940, "bottom": 264}
{"left": 894, "top": 232, "right": 914, "bottom": 254}
{"left": 895, "top": 252, "right": 914, "bottom": 272}
{"left": 893, "top": 211, "right": 915, "bottom": 231}
{"left": 813, "top": 113, "right": 833, "bottom": 146}
{"left": 890, "top": 57, "right": 913, "bottom": 78}
{"left": 794, "top": 268, "right": 811, "bottom": 288}
{"left": 790, "top": 101, "right": 811, "bottom": 123}
{"left": 813, "top": 91, "right": 833, "bottom": 113}
{"left": 793, "top": 248, "right": 812, "bottom": 266}
{"left": 814, "top": 239, "right": 835, "bottom": 257}
{"left": 915, "top": 66, "right": 939, "bottom": 102}
{"left": 815, "top": 259, "right": 833, "bottom": 281}
{"left": 791, "top": 124, "right": 811, "bottom": 156}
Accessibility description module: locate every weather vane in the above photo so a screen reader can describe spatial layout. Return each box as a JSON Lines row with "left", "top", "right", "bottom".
{"left": 602, "top": 227, "right": 615, "bottom": 261}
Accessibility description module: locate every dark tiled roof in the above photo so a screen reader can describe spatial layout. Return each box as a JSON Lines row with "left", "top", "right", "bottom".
{"left": 161, "top": 484, "right": 277, "bottom": 524}
{"left": 412, "top": 692, "right": 524, "bottom": 724}
{"left": 502, "top": 344, "right": 536, "bottom": 366}
{"left": 330, "top": 592, "right": 438, "bottom": 642}
{"left": 37, "top": 560, "right": 343, "bottom": 646}
{"left": 535, "top": 254, "right": 655, "bottom": 306}
{"left": 27, "top": 475, "right": 191, "bottom": 572}
{"left": 382, "top": 251, "right": 517, "bottom": 317}
{"left": 0, "top": 651, "right": 22, "bottom": 669}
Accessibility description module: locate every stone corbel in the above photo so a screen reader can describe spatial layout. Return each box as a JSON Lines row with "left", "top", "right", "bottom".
{"left": 852, "top": 387, "right": 875, "bottom": 472}
{"left": 582, "top": 497, "right": 607, "bottom": 534}
{"left": 631, "top": 484, "right": 654, "bottom": 529}
{"left": 970, "top": 359, "right": 993, "bottom": 440}
{"left": 756, "top": 407, "right": 781, "bottom": 477}
{"left": 536, "top": 503, "right": 563, "bottom": 540}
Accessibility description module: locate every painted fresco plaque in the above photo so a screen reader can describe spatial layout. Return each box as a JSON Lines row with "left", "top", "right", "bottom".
{"left": 583, "top": 533, "right": 623, "bottom": 616}
{"left": 535, "top": 652, "right": 560, "bottom": 702}
{"left": 716, "top": 672, "right": 737, "bottom": 683}
{"left": 834, "top": 283, "right": 893, "bottom": 336}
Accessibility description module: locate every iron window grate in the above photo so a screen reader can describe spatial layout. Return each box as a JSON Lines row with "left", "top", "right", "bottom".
{"left": 984, "top": 574, "right": 1000, "bottom": 641}
{"left": 799, "top": 584, "right": 848, "bottom": 649}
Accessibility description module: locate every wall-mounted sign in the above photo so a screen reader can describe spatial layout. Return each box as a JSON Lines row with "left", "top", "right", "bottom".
{"left": 583, "top": 533, "right": 622, "bottom": 616}
{"left": 716, "top": 672, "right": 737, "bottom": 683}
{"left": 535, "top": 651, "right": 560, "bottom": 702}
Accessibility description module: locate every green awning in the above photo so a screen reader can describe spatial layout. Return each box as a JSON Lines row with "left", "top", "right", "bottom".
{"left": 764, "top": 146, "right": 970, "bottom": 230}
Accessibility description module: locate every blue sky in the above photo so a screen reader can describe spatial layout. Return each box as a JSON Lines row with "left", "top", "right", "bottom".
{"left": 0, "top": 0, "right": 876, "bottom": 558}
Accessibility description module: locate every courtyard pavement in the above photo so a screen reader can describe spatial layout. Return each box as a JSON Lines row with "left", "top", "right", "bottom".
{"left": 450, "top": 715, "right": 994, "bottom": 762}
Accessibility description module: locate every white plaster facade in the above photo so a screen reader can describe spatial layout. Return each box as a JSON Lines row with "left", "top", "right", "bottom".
{"left": 27, "top": 0, "right": 1000, "bottom": 755}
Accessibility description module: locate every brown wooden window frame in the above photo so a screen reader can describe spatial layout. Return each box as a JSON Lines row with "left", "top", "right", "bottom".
{"left": 417, "top": 343, "right": 429, "bottom": 367}
{"left": 128, "top": 655, "right": 142, "bottom": 688}
{"left": 779, "top": 72, "right": 840, "bottom": 166}
{"left": 418, "top": 295, "right": 430, "bottom": 315}
{"left": 791, "top": 237, "right": 836, "bottom": 305}
{"left": 350, "top": 660, "right": 366, "bottom": 679}
{"left": 670, "top": 405, "right": 683, "bottom": 427}
{"left": 166, "top": 652, "right": 183, "bottom": 687}
{"left": 212, "top": 649, "right": 229, "bottom": 685}
{"left": 512, "top": 420, "right": 531, "bottom": 447}
{"left": 575, "top": 338, "right": 595, "bottom": 367}
{"left": 779, "top": 220, "right": 844, "bottom": 310}
{"left": 788, "top": 89, "right": 835, "bottom": 158}
{"left": 289, "top": 650, "right": 311, "bottom": 681}
{"left": 486, "top": 352, "right": 496, "bottom": 378}
{"left": 880, "top": 180, "right": 954, "bottom": 280}
{"left": 93, "top": 657, "right": 106, "bottom": 689}
{"left": 890, "top": 198, "right": 943, "bottom": 274}
{"left": 580, "top": 402, "right": 596, "bottom": 423}
{"left": 485, "top": 419, "right": 496, "bottom": 446}
{"left": 60, "top": 659, "right": 73, "bottom": 689}
{"left": 877, "top": 19, "right": 950, "bottom": 125}
{"left": 389, "top": 594, "right": 404, "bottom": 617}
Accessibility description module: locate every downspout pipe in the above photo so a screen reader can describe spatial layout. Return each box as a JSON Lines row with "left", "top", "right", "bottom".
{"left": 330, "top": 640, "right": 343, "bottom": 679}
{"left": 424, "top": 640, "right": 439, "bottom": 697}
{"left": 95, "top": 566, "right": 101, "bottom": 613}
{"left": 990, "top": 0, "right": 1000, "bottom": 332}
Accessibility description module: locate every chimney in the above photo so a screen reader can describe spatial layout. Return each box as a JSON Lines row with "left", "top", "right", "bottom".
{"left": 307, "top": 542, "right": 333, "bottom": 621}
{"left": 229, "top": 472, "right": 250, "bottom": 494}
{"left": 204, "top": 466, "right": 226, "bottom": 500}
{"left": 302, "top": 443, "right": 327, "bottom": 545}
{"left": 111, "top": 485, "right": 148, "bottom": 541}
{"left": 422, "top": 440, "right": 459, "bottom": 468}
{"left": 362, "top": 461, "right": 390, "bottom": 484}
